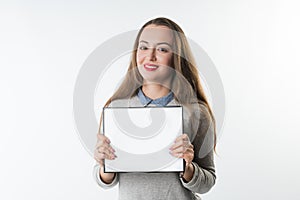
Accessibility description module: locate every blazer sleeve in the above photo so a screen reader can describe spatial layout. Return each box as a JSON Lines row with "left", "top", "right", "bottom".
{"left": 93, "top": 102, "right": 119, "bottom": 189}
{"left": 93, "top": 163, "right": 119, "bottom": 189}
{"left": 180, "top": 103, "right": 217, "bottom": 194}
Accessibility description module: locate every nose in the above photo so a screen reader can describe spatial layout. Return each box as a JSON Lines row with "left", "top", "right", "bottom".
{"left": 149, "top": 48, "right": 157, "bottom": 61}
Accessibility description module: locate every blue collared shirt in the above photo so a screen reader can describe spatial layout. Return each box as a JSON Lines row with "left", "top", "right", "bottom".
{"left": 137, "top": 87, "right": 174, "bottom": 107}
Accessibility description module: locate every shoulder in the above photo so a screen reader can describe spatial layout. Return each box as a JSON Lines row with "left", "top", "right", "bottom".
{"left": 182, "top": 101, "right": 212, "bottom": 122}
{"left": 198, "top": 103, "right": 212, "bottom": 122}
{"left": 181, "top": 101, "right": 213, "bottom": 141}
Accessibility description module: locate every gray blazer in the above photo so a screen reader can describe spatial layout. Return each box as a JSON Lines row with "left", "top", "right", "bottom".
{"left": 93, "top": 95, "right": 216, "bottom": 200}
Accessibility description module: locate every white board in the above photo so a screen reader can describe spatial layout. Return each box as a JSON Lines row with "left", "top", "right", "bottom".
{"left": 103, "top": 106, "right": 184, "bottom": 172}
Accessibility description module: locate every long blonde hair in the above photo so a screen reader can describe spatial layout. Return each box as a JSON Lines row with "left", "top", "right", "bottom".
{"left": 100, "top": 17, "right": 217, "bottom": 151}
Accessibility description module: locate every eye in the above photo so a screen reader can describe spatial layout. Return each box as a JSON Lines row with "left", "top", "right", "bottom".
{"left": 157, "top": 47, "right": 169, "bottom": 53}
{"left": 139, "top": 45, "right": 148, "bottom": 50}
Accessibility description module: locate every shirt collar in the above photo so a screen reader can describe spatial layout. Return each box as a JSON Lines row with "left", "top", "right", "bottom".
{"left": 137, "top": 87, "right": 174, "bottom": 107}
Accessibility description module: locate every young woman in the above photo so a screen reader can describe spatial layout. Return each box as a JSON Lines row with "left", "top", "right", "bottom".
{"left": 93, "top": 17, "right": 217, "bottom": 200}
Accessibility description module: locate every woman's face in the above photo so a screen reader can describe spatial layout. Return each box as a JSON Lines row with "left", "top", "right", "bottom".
{"left": 136, "top": 24, "right": 174, "bottom": 86}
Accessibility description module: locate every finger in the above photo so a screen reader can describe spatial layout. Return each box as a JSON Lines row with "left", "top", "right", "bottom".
{"left": 170, "top": 146, "right": 194, "bottom": 159}
{"left": 185, "top": 147, "right": 194, "bottom": 153}
{"left": 171, "top": 134, "right": 190, "bottom": 149}
{"left": 95, "top": 136, "right": 115, "bottom": 153}
{"left": 95, "top": 141, "right": 115, "bottom": 152}
{"left": 95, "top": 149, "right": 116, "bottom": 160}
{"left": 95, "top": 138, "right": 116, "bottom": 152}
{"left": 175, "top": 133, "right": 190, "bottom": 143}
{"left": 97, "top": 146, "right": 116, "bottom": 156}
{"left": 171, "top": 146, "right": 185, "bottom": 154}
{"left": 169, "top": 148, "right": 184, "bottom": 158}
{"left": 97, "top": 147, "right": 117, "bottom": 159}
{"left": 171, "top": 144, "right": 193, "bottom": 155}
{"left": 170, "top": 140, "right": 189, "bottom": 151}
{"left": 171, "top": 152, "right": 184, "bottom": 158}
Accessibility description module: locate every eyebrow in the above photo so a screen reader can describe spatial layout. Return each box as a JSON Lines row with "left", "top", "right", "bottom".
{"left": 139, "top": 40, "right": 173, "bottom": 48}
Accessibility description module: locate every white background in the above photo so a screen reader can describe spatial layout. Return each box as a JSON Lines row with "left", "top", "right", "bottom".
{"left": 1, "top": 0, "right": 300, "bottom": 199}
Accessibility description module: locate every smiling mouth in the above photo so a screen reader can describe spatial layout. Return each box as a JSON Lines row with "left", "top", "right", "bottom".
{"left": 144, "top": 64, "right": 158, "bottom": 71}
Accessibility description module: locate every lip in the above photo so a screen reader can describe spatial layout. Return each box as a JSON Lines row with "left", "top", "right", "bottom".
{"left": 144, "top": 63, "right": 159, "bottom": 71}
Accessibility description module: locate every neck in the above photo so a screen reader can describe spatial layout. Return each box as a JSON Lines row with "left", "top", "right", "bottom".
{"left": 142, "top": 84, "right": 170, "bottom": 99}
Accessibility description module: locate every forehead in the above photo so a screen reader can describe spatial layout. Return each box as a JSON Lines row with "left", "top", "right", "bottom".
{"left": 139, "top": 25, "right": 174, "bottom": 44}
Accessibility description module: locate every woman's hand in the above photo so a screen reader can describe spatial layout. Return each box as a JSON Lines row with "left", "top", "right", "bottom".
{"left": 169, "top": 133, "right": 194, "bottom": 164}
{"left": 94, "top": 134, "right": 116, "bottom": 184}
{"left": 169, "top": 133, "right": 195, "bottom": 182}
{"left": 94, "top": 134, "right": 116, "bottom": 167}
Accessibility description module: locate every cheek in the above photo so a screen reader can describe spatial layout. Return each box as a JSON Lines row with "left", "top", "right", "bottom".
{"left": 136, "top": 52, "right": 144, "bottom": 65}
{"left": 158, "top": 54, "right": 173, "bottom": 65}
